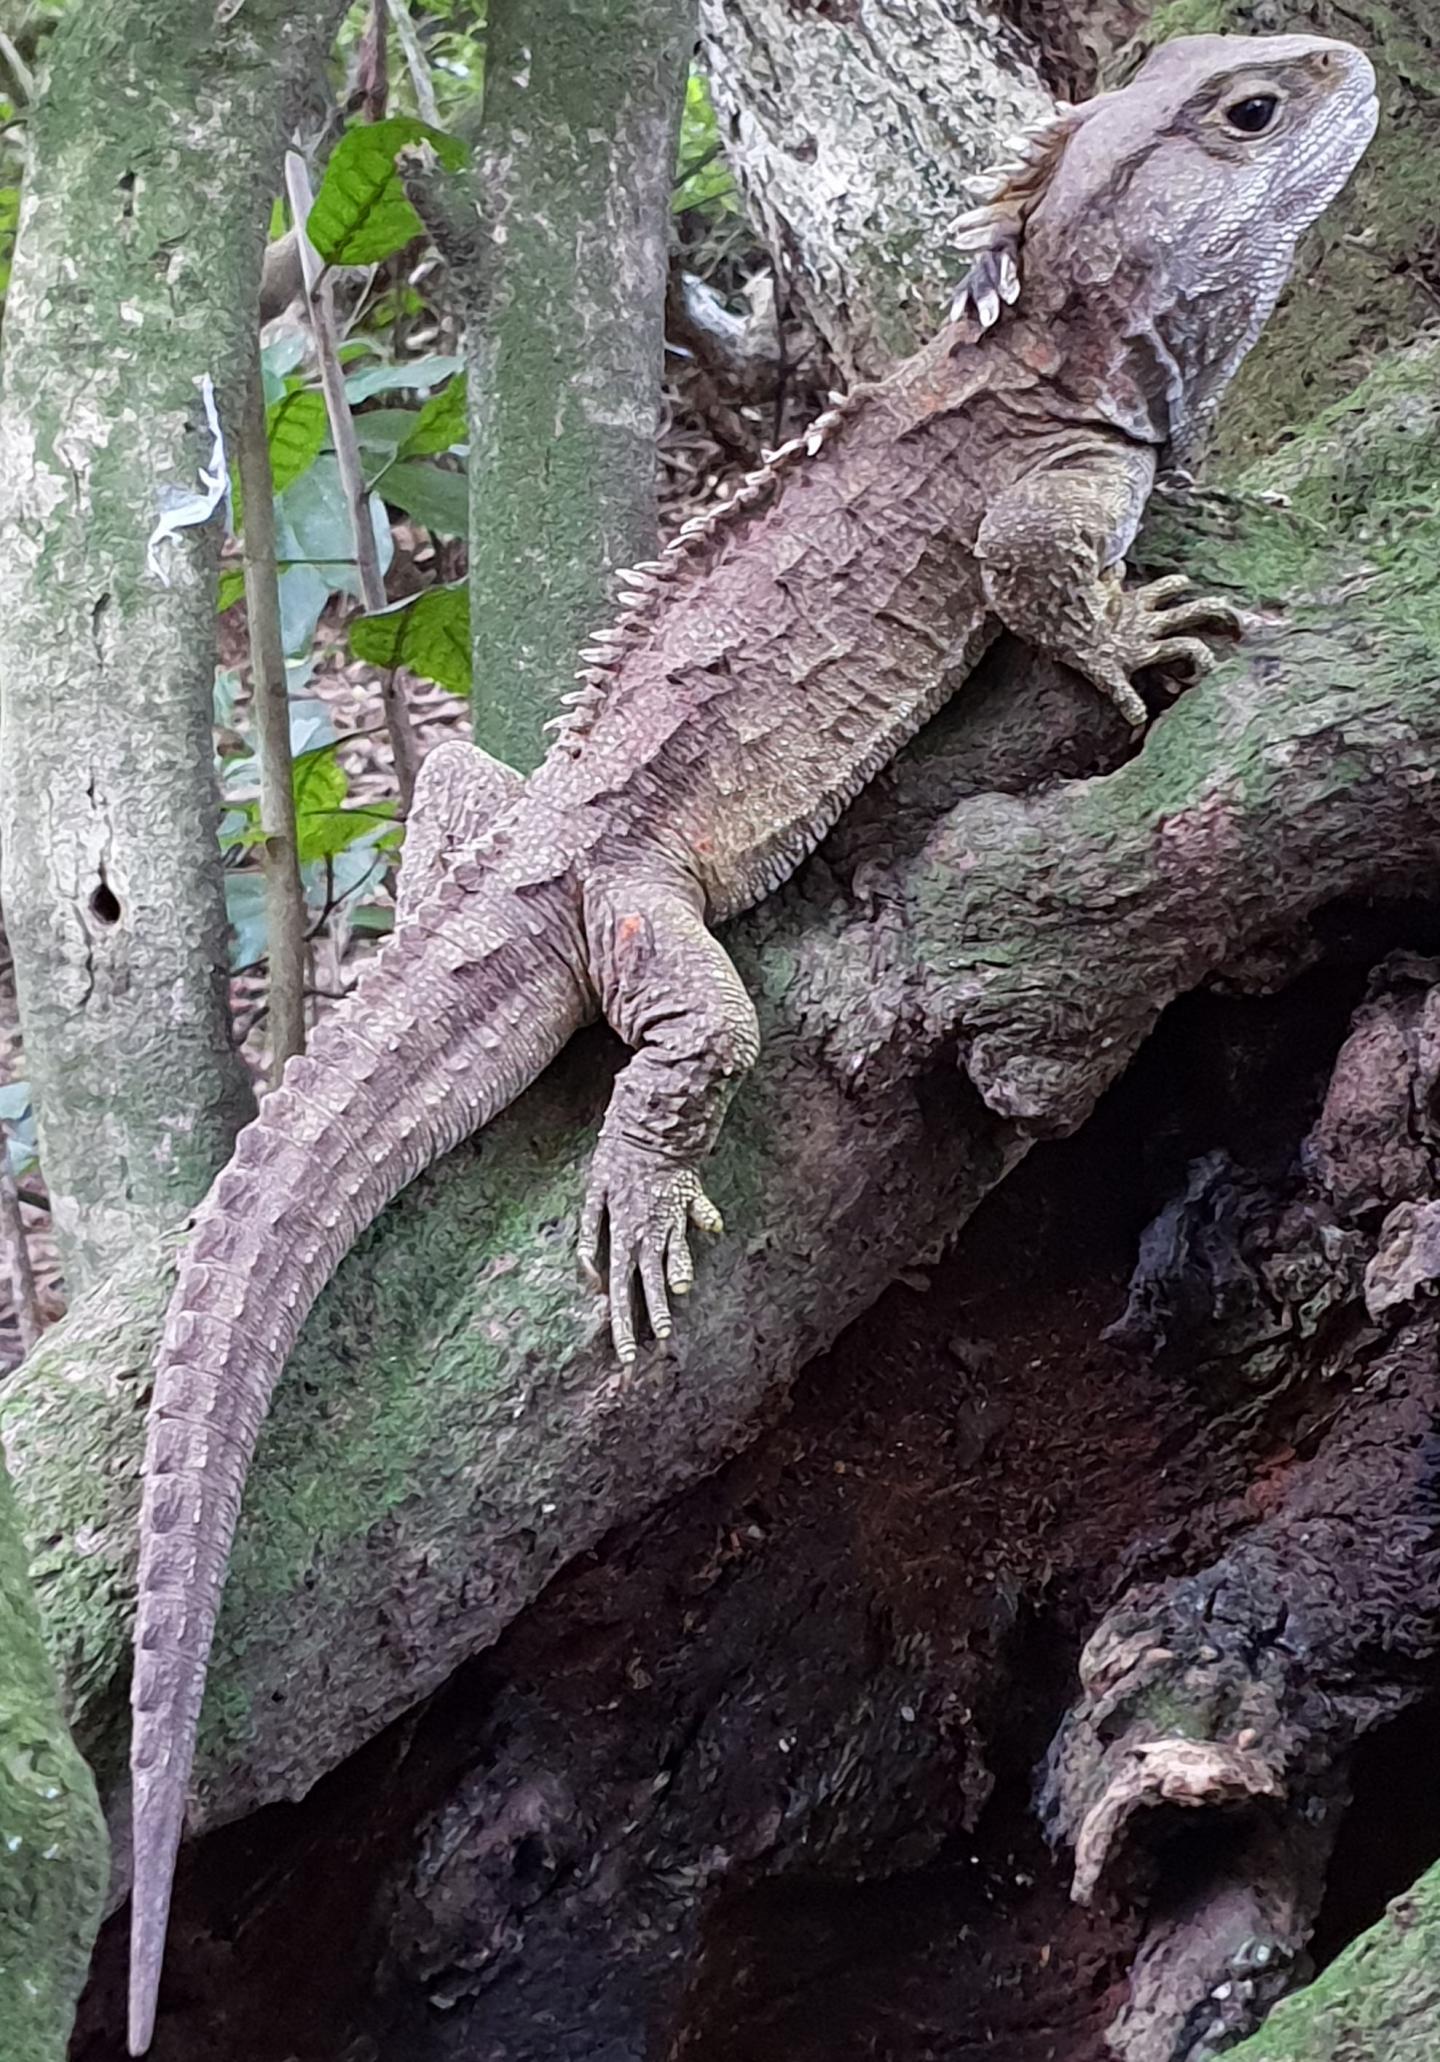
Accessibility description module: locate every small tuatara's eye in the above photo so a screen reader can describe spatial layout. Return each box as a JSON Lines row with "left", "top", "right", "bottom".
{"left": 1225, "top": 93, "right": 1280, "bottom": 134}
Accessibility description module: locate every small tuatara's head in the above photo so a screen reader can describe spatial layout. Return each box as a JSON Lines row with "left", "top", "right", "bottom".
{"left": 951, "top": 34, "right": 1377, "bottom": 456}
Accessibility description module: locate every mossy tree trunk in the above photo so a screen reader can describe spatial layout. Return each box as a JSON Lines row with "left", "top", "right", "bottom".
{"left": 0, "top": 1451, "right": 107, "bottom": 2062}
{"left": 0, "top": 0, "right": 346, "bottom": 1289}
{"left": 459, "top": 0, "right": 696, "bottom": 769}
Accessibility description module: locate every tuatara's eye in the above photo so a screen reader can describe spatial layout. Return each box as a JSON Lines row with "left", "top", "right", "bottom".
{"left": 1225, "top": 93, "right": 1280, "bottom": 134}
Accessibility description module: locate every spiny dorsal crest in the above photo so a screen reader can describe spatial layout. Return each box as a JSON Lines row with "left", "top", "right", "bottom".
{"left": 544, "top": 383, "right": 868, "bottom": 754}
{"left": 946, "top": 101, "right": 1082, "bottom": 331}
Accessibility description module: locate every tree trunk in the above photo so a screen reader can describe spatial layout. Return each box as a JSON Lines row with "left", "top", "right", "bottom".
{"left": 457, "top": 0, "right": 696, "bottom": 769}
{"left": 0, "top": 0, "right": 346, "bottom": 1287}
{"left": 1227, "top": 1861, "right": 1440, "bottom": 2061}
{"left": 0, "top": 1448, "right": 107, "bottom": 2062}
{"left": 697, "top": 0, "right": 1052, "bottom": 374}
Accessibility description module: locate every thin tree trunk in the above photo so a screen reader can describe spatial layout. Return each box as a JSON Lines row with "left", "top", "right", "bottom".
{"left": 236, "top": 356, "right": 308, "bottom": 1078}
{"left": 0, "top": 1452, "right": 108, "bottom": 2062}
{"left": 458, "top": 0, "right": 697, "bottom": 768}
{"left": 0, "top": 0, "right": 346, "bottom": 1288}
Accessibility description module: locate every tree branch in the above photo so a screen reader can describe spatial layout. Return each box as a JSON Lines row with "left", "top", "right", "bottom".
{"left": 284, "top": 149, "right": 420, "bottom": 812}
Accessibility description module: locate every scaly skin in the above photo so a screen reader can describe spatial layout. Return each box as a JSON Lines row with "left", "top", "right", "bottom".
{"left": 129, "top": 34, "right": 1378, "bottom": 2051}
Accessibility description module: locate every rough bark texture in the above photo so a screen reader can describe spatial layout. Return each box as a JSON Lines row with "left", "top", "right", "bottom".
{"left": 460, "top": 0, "right": 696, "bottom": 769}
{"left": 1227, "top": 1862, "right": 1440, "bottom": 2061}
{"left": 0, "top": 1450, "right": 107, "bottom": 2062}
{"left": 7, "top": 327, "right": 1440, "bottom": 1888}
{"left": 1038, "top": 957, "right": 1440, "bottom": 2057}
{"left": 0, "top": 0, "right": 348, "bottom": 1287}
{"left": 698, "top": 0, "right": 1053, "bottom": 375}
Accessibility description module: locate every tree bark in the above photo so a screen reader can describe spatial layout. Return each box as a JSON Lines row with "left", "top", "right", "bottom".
{"left": 0, "top": 0, "right": 346, "bottom": 1288}
{"left": 453, "top": 0, "right": 696, "bottom": 769}
{"left": 697, "top": 0, "right": 1052, "bottom": 375}
{"left": 0, "top": 1448, "right": 107, "bottom": 2062}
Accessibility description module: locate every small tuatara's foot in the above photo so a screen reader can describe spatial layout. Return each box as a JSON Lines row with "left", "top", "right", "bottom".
{"left": 578, "top": 1138, "right": 725, "bottom": 1364}
{"left": 1087, "top": 571, "right": 1246, "bottom": 727}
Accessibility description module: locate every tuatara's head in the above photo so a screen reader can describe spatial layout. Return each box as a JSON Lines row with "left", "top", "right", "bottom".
{"left": 1045, "top": 34, "right": 1378, "bottom": 270}
{"left": 951, "top": 33, "right": 1377, "bottom": 458}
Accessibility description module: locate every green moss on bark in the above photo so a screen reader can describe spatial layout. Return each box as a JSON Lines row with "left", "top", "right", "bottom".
{"left": 1227, "top": 1866, "right": 1440, "bottom": 2059}
{"left": 0, "top": 1457, "right": 107, "bottom": 2062}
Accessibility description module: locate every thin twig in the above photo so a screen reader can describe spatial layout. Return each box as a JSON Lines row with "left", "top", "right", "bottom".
{"left": 0, "top": 29, "right": 34, "bottom": 106}
{"left": 356, "top": 0, "right": 389, "bottom": 124}
{"left": 237, "top": 349, "right": 308, "bottom": 1077}
{"left": 284, "top": 149, "right": 420, "bottom": 811}
{"left": 385, "top": 0, "right": 441, "bottom": 128}
{"left": 0, "top": 1128, "right": 42, "bottom": 1354}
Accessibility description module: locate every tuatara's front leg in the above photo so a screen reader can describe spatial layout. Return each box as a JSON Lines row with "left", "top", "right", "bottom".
{"left": 977, "top": 443, "right": 1244, "bottom": 726}
{"left": 580, "top": 869, "right": 760, "bottom": 1363}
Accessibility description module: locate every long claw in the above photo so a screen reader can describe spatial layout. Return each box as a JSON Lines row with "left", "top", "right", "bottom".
{"left": 577, "top": 1182, "right": 605, "bottom": 1290}
{"left": 608, "top": 1240, "right": 638, "bottom": 1365}
{"left": 1146, "top": 635, "right": 1217, "bottom": 677}
{"left": 579, "top": 1142, "right": 725, "bottom": 1361}
{"left": 639, "top": 1245, "right": 673, "bottom": 1342}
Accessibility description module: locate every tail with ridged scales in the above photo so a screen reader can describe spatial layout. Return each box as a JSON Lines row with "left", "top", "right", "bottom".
{"left": 128, "top": 879, "right": 587, "bottom": 2055}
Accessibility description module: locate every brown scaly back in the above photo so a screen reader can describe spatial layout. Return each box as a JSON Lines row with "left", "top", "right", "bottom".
{"left": 545, "top": 382, "right": 872, "bottom": 755}
{"left": 946, "top": 100, "right": 1089, "bottom": 329}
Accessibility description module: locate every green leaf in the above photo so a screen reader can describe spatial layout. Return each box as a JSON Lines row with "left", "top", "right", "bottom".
{"left": 272, "top": 458, "right": 395, "bottom": 656}
{"left": 673, "top": 72, "right": 736, "bottom": 217}
{"left": 224, "top": 872, "right": 268, "bottom": 970}
{"left": 343, "top": 352, "right": 462, "bottom": 403}
{"left": 292, "top": 745, "right": 352, "bottom": 863}
{"left": 350, "top": 583, "right": 470, "bottom": 695}
{"left": 217, "top": 567, "right": 246, "bottom": 612}
{"left": 306, "top": 117, "right": 466, "bottom": 267}
{"left": 353, "top": 407, "right": 422, "bottom": 460}
{"left": 230, "top": 389, "right": 329, "bottom": 531}
{"left": 399, "top": 373, "right": 467, "bottom": 457}
{"left": 374, "top": 458, "right": 468, "bottom": 536}
{"left": 267, "top": 389, "right": 328, "bottom": 495}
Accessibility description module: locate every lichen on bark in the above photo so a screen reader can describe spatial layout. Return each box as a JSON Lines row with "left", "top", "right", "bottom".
{"left": 698, "top": 0, "right": 1052, "bottom": 375}
{"left": 0, "top": 0, "right": 346, "bottom": 1288}
{"left": 1225, "top": 1865, "right": 1440, "bottom": 2060}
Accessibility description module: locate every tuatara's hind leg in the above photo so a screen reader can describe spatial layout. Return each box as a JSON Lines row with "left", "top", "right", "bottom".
{"left": 580, "top": 870, "right": 760, "bottom": 1364}
{"left": 977, "top": 447, "right": 1244, "bottom": 727}
{"left": 395, "top": 738, "right": 526, "bottom": 922}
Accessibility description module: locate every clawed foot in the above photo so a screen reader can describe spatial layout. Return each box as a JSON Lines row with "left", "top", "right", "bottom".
{"left": 1089, "top": 571, "right": 1245, "bottom": 727}
{"left": 578, "top": 1138, "right": 724, "bottom": 1365}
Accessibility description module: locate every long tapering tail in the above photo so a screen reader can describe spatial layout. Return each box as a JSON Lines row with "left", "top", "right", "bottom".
{"left": 128, "top": 879, "right": 584, "bottom": 2053}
